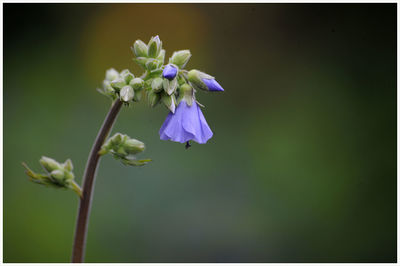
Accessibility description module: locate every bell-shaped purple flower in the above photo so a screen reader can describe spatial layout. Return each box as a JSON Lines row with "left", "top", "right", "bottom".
{"left": 162, "top": 64, "right": 178, "bottom": 80}
{"left": 202, "top": 78, "right": 224, "bottom": 91}
{"left": 159, "top": 100, "right": 213, "bottom": 144}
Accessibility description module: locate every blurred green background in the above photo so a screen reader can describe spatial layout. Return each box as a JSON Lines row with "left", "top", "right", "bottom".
{"left": 4, "top": 3, "right": 396, "bottom": 263}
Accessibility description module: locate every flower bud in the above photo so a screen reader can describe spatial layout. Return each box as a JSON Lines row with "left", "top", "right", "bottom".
{"left": 162, "top": 64, "right": 178, "bottom": 80}
{"left": 162, "top": 93, "right": 176, "bottom": 113}
{"left": 50, "top": 169, "right": 65, "bottom": 181}
{"left": 151, "top": 77, "right": 163, "bottom": 92}
{"left": 163, "top": 78, "right": 177, "bottom": 95}
{"left": 148, "top": 35, "right": 162, "bottom": 58}
{"left": 40, "top": 156, "right": 62, "bottom": 173}
{"left": 110, "top": 133, "right": 123, "bottom": 145}
{"left": 120, "top": 86, "right": 134, "bottom": 102}
{"left": 134, "top": 57, "right": 148, "bottom": 69}
{"left": 132, "top": 40, "right": 148, "bottom": 57}
{"left": 120, "top": 69, "right": 134, "bottom": 83}
{"left": 146, "top": 59, "right": 161, "bottom": 71}
{"left": 106, "top": 68, "right": 119, "bottom": 81}
{"left": 124, "top": 138, "right": 145, "bottom": 154}
{"left": 129, "top": 78, "right": 145, "bottom": 90}
{"left": 63, "top": 159, "right": 73, "bottom": 172}
{"left": 148, "top": 90, "right": 161, "bottom": 107}
{"left": 170, "top": 50, "right": 191, "bottom": 68}
{"left": 157, "top": 49, "right": 166, "bottom": 63}
{"left": 111, "top": 78, "right": 127, "bottom": 91}
{"left": 133, "top": 90, "right": 143, "bottom": 102}
{"left": 188, "top": 69, "right": 224, "bottom": 92}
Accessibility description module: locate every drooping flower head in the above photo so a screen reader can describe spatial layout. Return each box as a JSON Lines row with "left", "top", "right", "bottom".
{"left": 128, "top": 35, "right": 224, "bottom": 147}
{"left": 159, "top": 85, "right": 213, "bottom": 144}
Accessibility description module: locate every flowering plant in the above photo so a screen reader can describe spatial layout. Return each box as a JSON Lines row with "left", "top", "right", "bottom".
{"left": 22, "top": 35, "right": 224, "bottom": 262}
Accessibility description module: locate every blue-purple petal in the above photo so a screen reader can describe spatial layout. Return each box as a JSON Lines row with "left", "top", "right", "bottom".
{"left": 202, "top": 78, "right": 224, "bottom": 91}
{"left": 159, "top": 101, "right": 213, "bottom": 144}
{"left": 162, "top": 64, "right": 178, "bottom": 80}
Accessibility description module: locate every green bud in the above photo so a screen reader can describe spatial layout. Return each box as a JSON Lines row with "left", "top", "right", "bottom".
{"left": 120, "top": 69, "right": 134, "bottom": 83}
{"left": 129, "top": 78, "right": 144, "bottom": 90}
{"left": 124, "top": 138, "right": 145, "bottom": 154}
{"left": 170, "top": 50, "right": 191, "bottom": 68}
{"left": 187, "top": 69, "right": 214, "bottom": 91}
{"left": 134, "top": 57, "right": 148, "bottom": 69}
{"left": 148, "top": 90, "right": 161, "bottom": 107}
{"left": 163, "top": 78, "right": 177, "bottom": 95}
{"left": 50, "top": 169, "right": 65, "bottom": 181}
{"left": 151, "top": 77, "right": 163, "bottom": 92}
{"left": 110, "top": 133, "right": 123, "bottom": 145}
{"left": 147, "top": 35, "right": 162, "bottom": 58}
{"left": 146, "top": 59, "right": 161, "bottom": 71}
{"left": 133, "top": 90, "right": 143, "bottom": 102}
{"left": 132, "top": 40, "right": 148, "bottom": 57}
{"left": 63, "top": 159, "right": 73, "bottom": 172}
{"left": 106, "top": 68, "right": 120, "bottom": 81}
{"left": 111, "top": 78, "right": 127, "bottom": 91}
{"left": 103, "top": 80, "right": 115, "bottom": 94}
{"left": 40, "top": 156, "right": 62, "bottom": 173}
{"left": 157, "top": 49, "right": 166, "bottom": 63}
{"left": 120, "top": 86, "right": 134, "bottom": 102}
{"left": 116, "top": 146, "right": 128, "bottom": 157}
{"left": 162, "top": 93, "right": 176, "bottom": 113}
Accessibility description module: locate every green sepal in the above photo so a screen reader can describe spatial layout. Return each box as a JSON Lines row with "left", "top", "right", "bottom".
{"left": 163, "top": 78, "right": 177, "bottom": 95}
{"left": 148, "top": 90, "right": 161, "bottom": 107}
{"left": 162, "top": 93, "right": 176, "bottom": 113}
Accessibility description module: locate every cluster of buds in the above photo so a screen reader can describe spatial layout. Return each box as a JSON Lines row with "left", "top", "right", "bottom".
{"left": 132, "top": 36, "right": 165, "bottom": 79}
{"left": 97, "top": 68, "right": 145, "bottom": 103}
{"left": 131, "top": 36, "right": 223, "bottom": 114}
{"left": 99, "top": 133, "right": 151, "bottom": 166}
{"left": 22, "top": 157, "right": 82, "bottom": 197}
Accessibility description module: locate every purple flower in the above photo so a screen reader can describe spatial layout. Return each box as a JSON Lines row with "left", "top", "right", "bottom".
{"left": 159, "top": 100, "right": 213, "bottom": 144}
{"left": 202, "top": 78, "right": 224, "bottom": 91}
{"left": 162, "top": 64, "right": 178, "bottom": 80}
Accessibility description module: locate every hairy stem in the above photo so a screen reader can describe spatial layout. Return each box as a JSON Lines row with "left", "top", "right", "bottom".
{"left": 72, "top": 99, "right": 123, "bottom": 262}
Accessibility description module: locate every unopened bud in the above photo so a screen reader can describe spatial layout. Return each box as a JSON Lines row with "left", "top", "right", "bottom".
{"left": 111, "top": 78, "right": 127, "bottom": 91}
{"left": 162, "top": 94, "right": 176, "bottom": 113}
{"left": 50, "top": 169, "right": 65, "bottom": 181}
{"left": 129, "top": 78, "right": 144, "bottom": 90}
{"left": 148, "top": 90, "right": 161, "bottom": 107}
{"left": 120, "top": 69, "right": 134, "bottom": 83}
{"left": 170, "top": 50, "right": 191, "bottom": 68}
{"left": 120, "top": 86, "right": 134, "bottom": 102}
{"left": 40, "top": 156, "right": 62, "bottom": 173}
{"left": 187, "top": 69, "right": 224, "bottom": 92}
{"left": 106, "top": 68, "right": 120, "bottom": 81}
{"left": 132, "top": 40, "right": 148, "bottom": 57}
{"left": 147, "top": 35, "right": 162, "bottom": 58}
{"left": 124, "top": 138, "right": 145, "bottom": 154}
{"left": 151, "top": 77, "right": 163, "bottom": 92}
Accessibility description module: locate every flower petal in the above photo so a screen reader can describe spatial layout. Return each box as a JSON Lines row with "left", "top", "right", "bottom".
{"left": 202, "top": 78, "right": 224, "bottom": 91}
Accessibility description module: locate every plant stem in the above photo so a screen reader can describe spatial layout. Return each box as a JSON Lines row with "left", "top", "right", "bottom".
{"left": 72, "top": 99, "right": 123, "bottom": 263}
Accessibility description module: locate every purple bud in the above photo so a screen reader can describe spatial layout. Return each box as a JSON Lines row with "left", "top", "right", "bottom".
{"left": 162, "top": 64, "right": 178, "bottom": 80}
{"left": 202, "top": 78, "right": 224, "bottom": 91}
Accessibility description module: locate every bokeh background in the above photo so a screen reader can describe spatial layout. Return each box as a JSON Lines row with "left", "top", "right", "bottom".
{"left": 4, "top": 3, "right": 396, "bottom": 263}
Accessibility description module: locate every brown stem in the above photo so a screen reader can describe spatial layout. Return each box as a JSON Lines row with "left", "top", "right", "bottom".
{"left": 71, "top": 99, "right": 123, "bottom": 263}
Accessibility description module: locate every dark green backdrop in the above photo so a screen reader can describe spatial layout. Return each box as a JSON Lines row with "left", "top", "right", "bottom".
{"left": 4, "top": 3, "right": 397, "bottom": 262}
